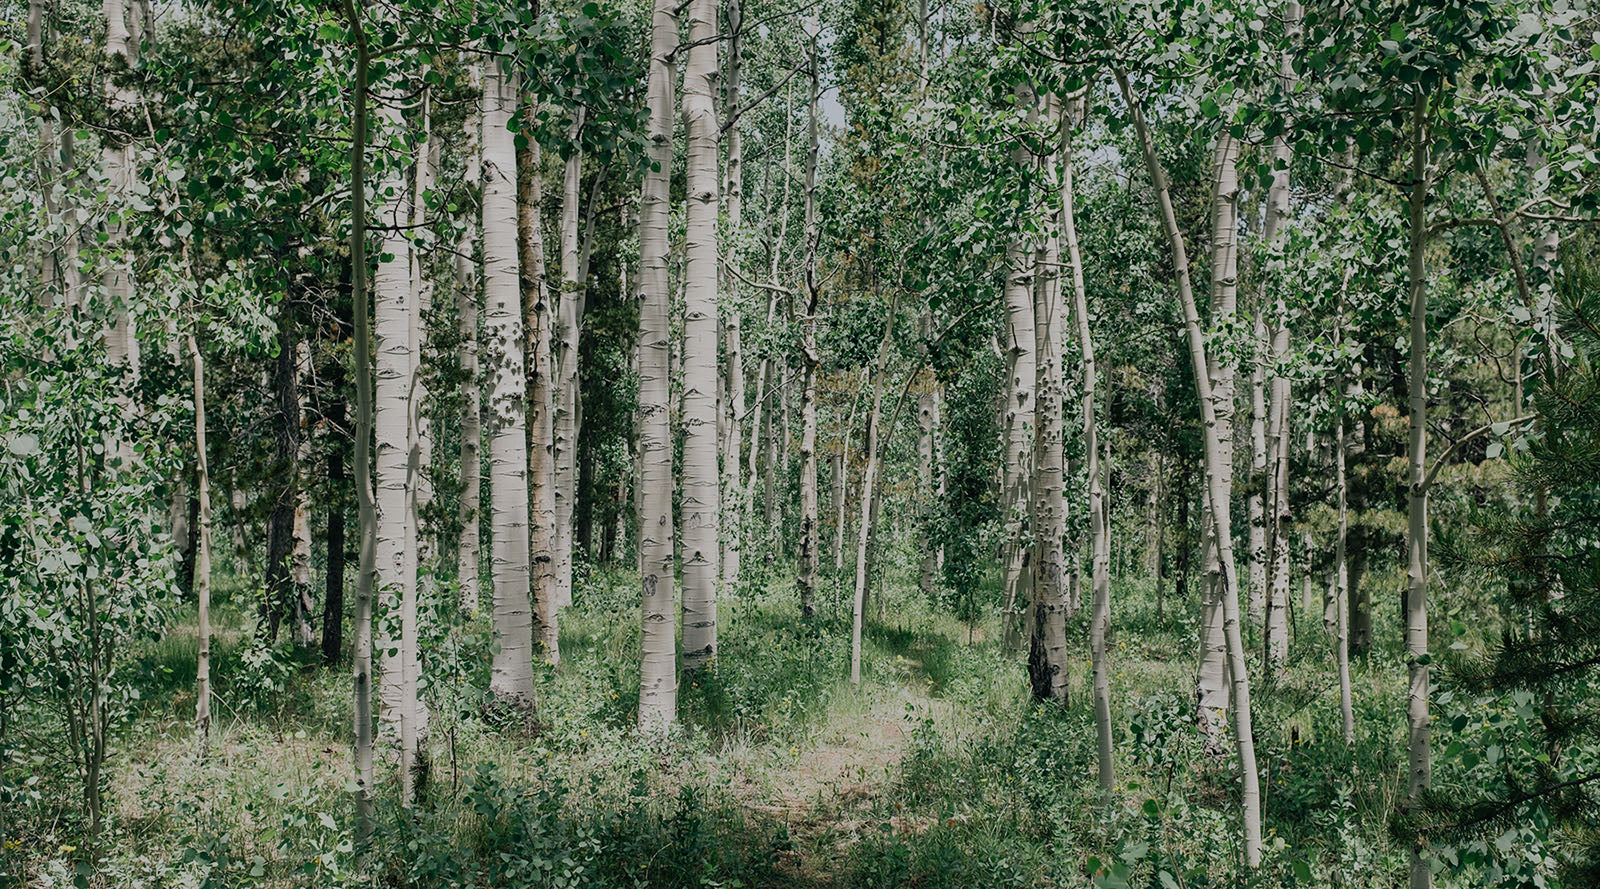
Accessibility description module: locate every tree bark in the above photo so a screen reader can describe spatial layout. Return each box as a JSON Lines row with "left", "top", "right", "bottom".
{"left": 482, "top": 65, "right": 537, "bottom": 708}
{"left": 456, "top": 74, "right": 483, "bottom": 615}
{"left": 520, "top": 98, "right": 560, "bottom": 666}
{"left": 554, "top": 109, "right": 587, "bottom": 612}
{"left": 1117, "top": 69, "right": 1262, "bottom": 867}
{"left": 796, "top": 37, "right": 821, "bottom": 620}
{"left": 680, "top": 0, "right": 722, "bottom": 670}
{"left": 323, "top": 387, "right": 347, "bottom": 666}
{"left": 1031, "top": 94, "right": 1068, "bottom": 706}
{"left": 637, "top": 0, "right": 681, "bottom": 730}
{"left": 850, "top": 309, "right": 895, "bottom": 687}
{"left": 1403, "top": 90, "right": 1433, "bottom": 889}
{"left": 1061, "top": 96, "right": 1113, "bottom": 791}
{"left": 188, "top": 329, "right": 213, "bottom": 750}
{"left": 721, "top": 0, "right": 746, "bottom": 593}
{"left": 1006, "top": 82, "right": 1038, "bottom": 661}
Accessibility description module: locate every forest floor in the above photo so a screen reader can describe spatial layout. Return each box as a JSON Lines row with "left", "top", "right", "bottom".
{"left": 11, "top": 564, "right": 1426, "bottom": 887}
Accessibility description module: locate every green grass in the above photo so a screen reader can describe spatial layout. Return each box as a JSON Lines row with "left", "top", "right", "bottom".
{"left": 3, "top": 561, "right": 1434, "bottom": 888}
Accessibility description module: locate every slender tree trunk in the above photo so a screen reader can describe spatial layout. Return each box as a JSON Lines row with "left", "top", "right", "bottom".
{"left": 637, "top": 0, "right": 680, "bottom": 730}
{"left": 1118, "top": 69, "right": 1262, "bottom": 867}
{"left": 1061, "top": 96, "right": 1113, "bottom": 790}
{"left": 291, "top": 339, "right": 316, "bottom": 648}
{"left": 456, "top": 76, "right": 483, "bottom": 615}
{"left": 101, "top": 0, "right": 139, "bottom": 460}
{"left": 411, "top": 92, "right": 438, "bottom": 577}
{"left": 520, "top": 99, "right": 561, "bottom": 666}
{"left": 1335, "top": 301, "right": 1355, "bottom": 746}
{"left": 189, "top": 330, "right": 213, "bottom": 749}
{"left": 1248, "top": 311, "right": 1268, "bottom": 625}
{"left": 721, "top": 0, "right": 746, "bottom": 593}
{"left": 264, "top": 313, "right": 301, "bottom": 642}
{"left": 917, "top": 315, "right": 938, "bottom": 598}
{"left": 482, "top": 65, "right": 537, "bottom": 708}
{"left": 324, "top": 388, "right": 347, "bottom": 666}
{"left": 1403, "top": 90, "right": 1434, "bottom": 889}
{"left": 680, "top": 0, "right": 722, "bottom": 670}
{"left": 1262, "top": 1, "right": 1301, "bottom": 673}
{"left": 554, "top": 109, "right": 586, "bottom": 611}
{"left": 796, "top": 37, "right": 821, "bottom": 620}
{"left": 851, "top": 297, "right": 898, "bottom": 686}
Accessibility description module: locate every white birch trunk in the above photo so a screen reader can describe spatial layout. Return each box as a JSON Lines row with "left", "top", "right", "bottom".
{"left": 1031, "top": 95, "right": 1067, "bottom": 706}
{"left": 680, "top": 0, "right": 721, "bottom": 670}
{"left": 189, "top": 329, "right": 213, "bottom": 750}
{"left": 637, "top": 0, "right": 680, "bottom": 730}
{"left": 1003, "top": 83, "right": 1037, "bottom": 659}
{"left": 521, "top": 106, "right": 560, "bottom": 665}
{"left": 481, "top": 65, "right": 536, "bottom": 707}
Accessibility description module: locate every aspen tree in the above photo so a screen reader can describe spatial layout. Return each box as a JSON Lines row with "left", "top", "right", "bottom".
{"left": 721, "top": 0, "right": 746, "bottom": 593}
{"left": 101, "top": 0, "right": 139, "bottom": 455}
{"left": 520, "top": 98, "right": 560, "bottom": 664}
{"left": 1261, "top": 3, "right": 1301, "bottom": 672}
{"left": 456, "top": 70, "right": 483, "bottom": 615}
{"left": 796, "top": 26, "right": 822, "bottom": 620}
{"left": 1004, "top": 81, "right": 1037, "bottom": 661}
{"left": 1117, "top": 68, "right": 1262, "bottom": 867}
{"left": 680, "top": 0, "right": 722, "bottom": 670}
{"left": 637, "top": 0, "right": 680, "bottom": 730}
{"left": 1031, "top": 93, "right": 1068, "bottom": 706}
{"left": 370, "top": 68, "right": 423, "bottom": 796}
{"left": 554, "top": 108, "right": 586, "bottom": 612}
{"left": 188, "top": 327, "right": 213, "bottom": 749}
{"left": 1061, "top": 94, "right": 1112, "bottom": 792}
{"left": 482, "top": 64, "right": 537, "bottom": 707}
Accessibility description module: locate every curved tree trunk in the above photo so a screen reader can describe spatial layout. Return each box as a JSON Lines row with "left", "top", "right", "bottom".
{"left": 1118, "top": 69, "right": 1262, "bottom": 868}
{"left": 1062, "top": 96, "right": 1113, "bottom": 792}
{"left": 637, "top": 0, "right": 680, "bottom": 730}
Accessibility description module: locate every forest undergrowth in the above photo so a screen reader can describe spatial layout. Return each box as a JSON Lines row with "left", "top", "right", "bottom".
{"left": 7, "top": 561, "right": 1421, "bottom": 888}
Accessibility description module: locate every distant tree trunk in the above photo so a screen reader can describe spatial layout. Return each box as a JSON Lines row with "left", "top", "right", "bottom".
{"left": 410, "top": 93, "right": 438, "bottom": 577}
{"left": 851, "top": 300, "right": 897, "bottom": 686}
{"left": 1061, "top": 95, "right": 1113, "bottom": 790}
{"left": 520, "top": 97, "right": 560, "bottom": 665}
{"left": 264, "top": 312, "right": 301, "bottom": 642}
{"left": 1403, "top": 91, "right": 1434, "bottom": 889}
{"left": 637, "top": 0, "right": 680, "bottom": 731}
{"left": 1248, "top": 311, "right": 1268, "bottom": 625}
{"left": 796, "top": 38, "right": 821, "bottom": 620}
{"left": 456, "top": 75, "right": 483, "bottom": 615}
{"left": 1118, "top": 69, "right": 1262, "bottom": 868}
{"left": 188, "top": 329, "right": 213, "bottom": 749}
{"left": 554, "top": 109, "right": 586, "bottom": 612}
{"left": 101, "top": 0, "right": 140, "bottom": 459}
{"left": 290, "top": 339, "right": 316, "bottom": 648}
{"left": 917, "top": 317, "right": 938, "bottom": 598}
{"left": 680, "top": 0, "right": 722, "bottom": 670}
{"left": 481, "top": 64, "right": 537, "bottom": 708}
{"left": 323, "top": 388, "right": 347, "bottom": 666}
{"left": 1335, "top": 303, "right": 1355, "bottom": 745}
{"left": 721, "top": 0, "right": 746, "bottom": 593}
